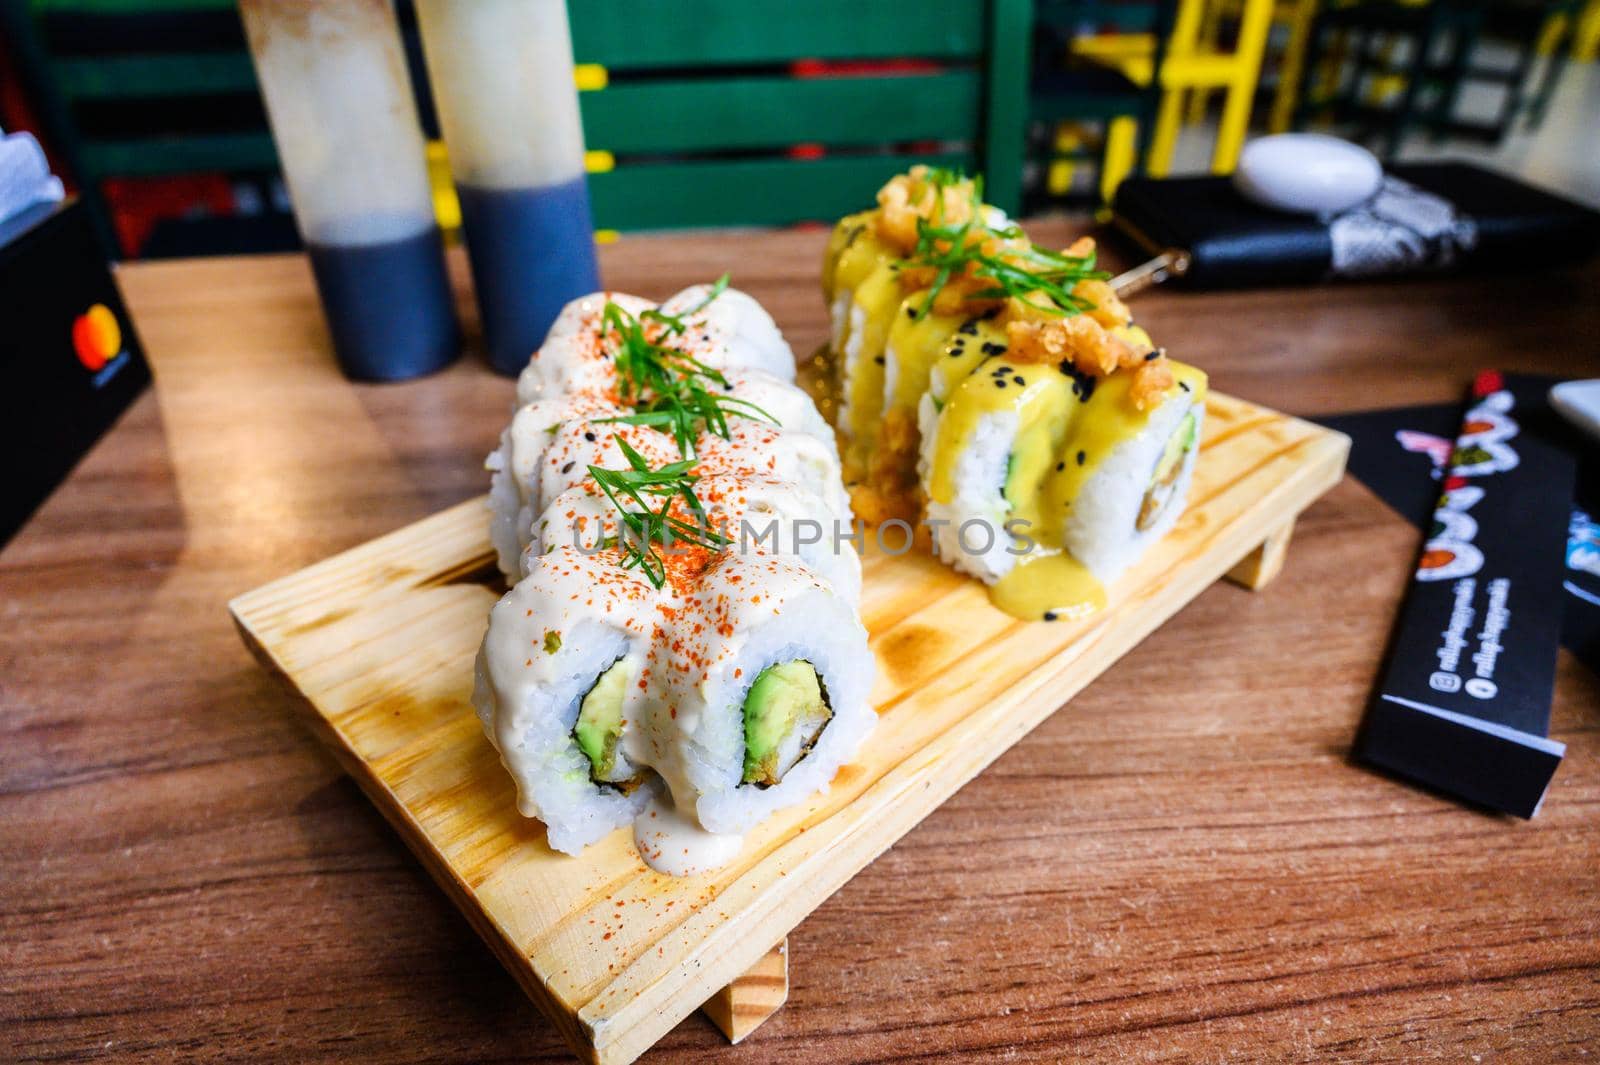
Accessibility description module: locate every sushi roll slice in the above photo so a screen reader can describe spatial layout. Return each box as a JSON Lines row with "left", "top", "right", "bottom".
{"left": 821, "top": 212, "right": 896, "bottom": 361}
{"left": 698, "top": 419, "right": 854, "bottom": 531}
{"left": 474, "top": 546, "right": 664, "bottom": 856}
{"left": 718, "top": 367, "right": 840, "bottom": 458}
{"left": 528, "top": 473, "right": 862, "bottom": 604}
{"left": 486, "top": 401, "right": 678, "bottom": 578}
{"left": 833, "top": 257, "right": 901, "bottom": 483}
{"left": 486, "top": 393, "right": 624, "bottom": 577}
{"left": 641, "top": 551, "right": 874, "bottom": 837}
{"left": 919, "top": 333, "right": 1207, "bottom": 621}
{"left": 516, "top": 292, "right": 654, "bottom": 405}
{"left": 872, "top": 309, "right": 1009, "bottom": 519}
{"left": 516, "top": 286, "right": 794, "bottom": 407}
{"left": 655, "top": 283, "right": 796, "bottom": 383}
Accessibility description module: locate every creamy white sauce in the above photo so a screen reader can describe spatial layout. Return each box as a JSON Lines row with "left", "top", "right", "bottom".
{"left": 633, "top": 793, "right": 744, "bottom": 876}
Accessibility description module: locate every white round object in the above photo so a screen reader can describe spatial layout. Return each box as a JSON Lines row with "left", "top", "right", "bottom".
{"left": 1551, "top": 380, "right": 1600, "bottom": 448}
{"left": 1233, "top": 134, "right": 1383, "bottom": 216}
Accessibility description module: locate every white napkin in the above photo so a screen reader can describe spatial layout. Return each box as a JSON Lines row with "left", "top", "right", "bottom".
{"left": 0, "top": 127, "right": 66, "bottom": 226}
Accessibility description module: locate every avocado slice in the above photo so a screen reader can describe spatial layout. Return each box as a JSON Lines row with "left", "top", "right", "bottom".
{"left": 742, "top": 660, "right": 832, "bottom": 787}
{"left": 574, "top": 658, "right": 631, "bottom": 781}
{"left": 1137, "top": 413, "right": 1199, "bottom": 531}
{"left": 1153, "top": 412, "right": 1199, "bottom": 484}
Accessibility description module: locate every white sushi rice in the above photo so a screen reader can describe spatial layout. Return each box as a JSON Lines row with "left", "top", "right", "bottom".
{"left": 833, "top": 302, "right": 869, "bottom": 454}
{"left": 917, "top": 399, "right": 1024, "bottom": 583}
{"left": 827, "top": 288, "right": 853, "bottom": 358}
{"left": 1066, "top": 396, "right": 1203, "bottom": 581}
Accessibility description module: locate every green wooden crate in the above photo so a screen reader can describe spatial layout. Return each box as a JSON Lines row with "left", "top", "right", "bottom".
{"left": 588, "top": 152, "right": 975, "bottom": 230}
{"left": 22, "top": 0, "right": 1033, "bottom": 233}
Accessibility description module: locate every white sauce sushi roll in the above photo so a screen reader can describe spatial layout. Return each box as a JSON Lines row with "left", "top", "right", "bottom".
{"left": 474, "top": 547, "right": 664, "bottom": 856}
{"left": 498, "top": 413, "right": 850, "bottom": 581}
{"left": 656, "top": 284, "right": 795, "bottom": 383}
{"left": 639, "top": 551, "right": 874, "bottom": 837}
{"left": 479, "top": 281, "right": 873, "bottom": 870}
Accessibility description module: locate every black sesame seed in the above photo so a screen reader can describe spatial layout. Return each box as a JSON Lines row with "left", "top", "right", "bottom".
{"left": 995, "top": 380, "right": 1008, "bottom": 388}
{"left": 1055, "top": 461, "right": 1065, "bottom": 472}
{"left": 958, "top": 319, "right": 980, "bottom": 336}
{"left": 1013, "top": 375, "right": 1026, "bottom": 385}
{"left": 1180, "top": 381, "right": 1192, "bottom": 392}
{"left": 906, "top": 306, "right": 917, "bottom": 318}
{"left": 1043, "top": 611, "right": 1058, "bottom": 621}
{"left": 561, "top": 462, "right": 574, "bottom": 474}
{"left": 584, "top": 431, "right": 596, "bottom": 442}
{"left": 1144, "top": 351, "right": 1160, "bottom": 361}
{"left": 1076, "top": 450, "right": 1086, "bottom": 466}
{"left": 981, "top": 342, "right": 1007, "bottom": 356}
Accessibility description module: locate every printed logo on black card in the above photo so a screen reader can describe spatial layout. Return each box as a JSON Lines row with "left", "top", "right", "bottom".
{"left": 71, "top": 303, "right": 130, "bottom": 387}
{"left": 1416, "top": 374, "right": 1520, "bottom": 584}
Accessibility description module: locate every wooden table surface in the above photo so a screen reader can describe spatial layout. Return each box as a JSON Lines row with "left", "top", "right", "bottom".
{"left": 4, "top": 223, "right": 1599, "bottom": 1063}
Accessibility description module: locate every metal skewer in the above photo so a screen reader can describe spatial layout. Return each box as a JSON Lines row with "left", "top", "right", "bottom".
{"left": 1109, "top": 248, "right": 1191, "bottom": 299}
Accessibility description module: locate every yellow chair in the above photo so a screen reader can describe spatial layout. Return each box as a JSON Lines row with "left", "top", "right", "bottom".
{"left": 1580, "top": 0, "right": 1600, "bottom": 59}
{"left": 1187, "top": 0, "right": 1306, "bottom": 125}
{"left": 1071, "top": 0, "right": 1277, "bottom": 174}
{"left": 1548, "top": 0, "right": 1600, "bottom": 59}
{"left": 1184, "top": 0, "right": 1325, "bottom": 133}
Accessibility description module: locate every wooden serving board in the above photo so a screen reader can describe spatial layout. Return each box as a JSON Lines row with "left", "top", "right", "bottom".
{"left": 229, "top": 392, "right": 1347, "bottom": 1065}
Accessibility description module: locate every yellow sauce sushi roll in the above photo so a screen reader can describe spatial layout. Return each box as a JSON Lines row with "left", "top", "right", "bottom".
{"left": 822, "top": 167, "right": 1208, "bottom": 620}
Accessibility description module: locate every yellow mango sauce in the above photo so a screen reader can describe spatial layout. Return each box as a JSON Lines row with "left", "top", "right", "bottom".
{"left": 869, "top": 305, "right": 980, "bottom": 514}
{"left": 927, "top": 354, "right": 1207, "bottom": 621}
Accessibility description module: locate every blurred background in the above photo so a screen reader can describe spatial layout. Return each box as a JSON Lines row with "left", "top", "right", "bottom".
{"left": 1, "top": 0, "right": 1594, "bottom": 261}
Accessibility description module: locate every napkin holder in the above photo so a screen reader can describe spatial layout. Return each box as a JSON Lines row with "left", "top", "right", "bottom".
{"left": 0, "top": 198, "right": 151, "bottom": 546}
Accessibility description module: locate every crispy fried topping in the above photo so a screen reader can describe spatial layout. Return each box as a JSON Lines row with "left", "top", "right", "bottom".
{"left": 873, "top": 165, "right": 978, "bottom": 252}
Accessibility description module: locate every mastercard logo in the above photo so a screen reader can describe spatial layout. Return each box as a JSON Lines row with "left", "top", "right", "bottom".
{"left": 72, "top": 304, "right": 123, "bottom": 372}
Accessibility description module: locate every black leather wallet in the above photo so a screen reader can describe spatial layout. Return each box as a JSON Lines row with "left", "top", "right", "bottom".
{"left": 1112, "top": 162, "right": 1600, "bottom": 289}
